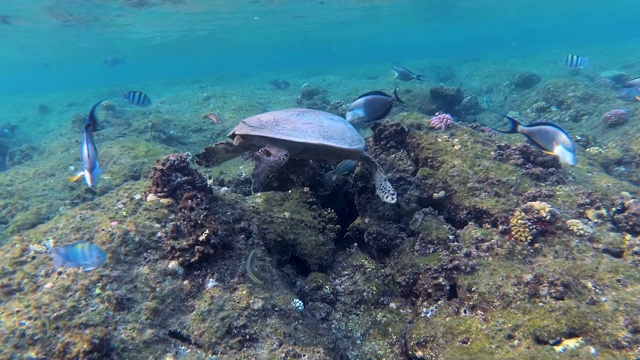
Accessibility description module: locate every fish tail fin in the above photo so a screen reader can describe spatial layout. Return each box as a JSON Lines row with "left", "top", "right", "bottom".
{"left": 69, "top": 172, "right": 84, "bottom": 183}
{"left": 416, "top": 75, "right": 426, "bottom": 81}
{"left": 51, "top": 248, "right": 65, "bottom": 269}
{"left": 392, "top": 88, "right": 405, "bottom": 104}
{"left": 493, "top": 114, "right": 522, "bottom": 134}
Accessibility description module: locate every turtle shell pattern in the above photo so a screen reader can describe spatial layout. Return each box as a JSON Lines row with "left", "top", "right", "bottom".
{"left": 231, "top": 108, "right": 365, "bottom": 153}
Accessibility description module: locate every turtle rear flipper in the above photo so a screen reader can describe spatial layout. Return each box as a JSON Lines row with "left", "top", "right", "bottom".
{"left": 194, "top": 141, "right": 245, "bottom": 167}
{"left": 251, "top": 146, "right": 289, "bottom": 194}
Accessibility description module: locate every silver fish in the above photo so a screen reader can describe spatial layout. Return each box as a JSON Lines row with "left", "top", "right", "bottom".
{"left": 71, "top": 122, "right": 103, "bottom": 187}
{"left": 391, "top": 66, "right": 425, "bottom": 81}
{"left": 493, "top": 115, "right": 577, "bottom": 166}
{"left": 346, "top": 88, "right": 404, "bottom": 124}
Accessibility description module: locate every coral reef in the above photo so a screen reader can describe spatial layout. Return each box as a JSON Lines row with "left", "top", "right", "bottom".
{"left": 509, "top": 71, "right": 541, "bottom": 90}
{"left": 601, "top": 109, "right": 628, "bottom": 127}
{"left": 509, "top": 201, "right": 554, "bottom": 242}
{"left": 428, "top": 111, "right": 454, "bottom": 130}
{"left": 4, "top": 66, "right": 640, "bottom": 359}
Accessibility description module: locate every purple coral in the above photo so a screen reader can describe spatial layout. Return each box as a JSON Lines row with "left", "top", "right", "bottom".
{"left": 601, "top": 109, "right": 628, "bottom": 127}
{"left": 429, "top": 112, "right": 454, "bottom": 130}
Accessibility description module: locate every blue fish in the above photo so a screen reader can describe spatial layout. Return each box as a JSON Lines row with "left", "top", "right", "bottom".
{"left": 86, "top": 100, "right": 106, "bottom": 132}
{"left": 0, "top": 123, "right": 16, "bottom": 139}
{"left": 326, "top": 159, "right": 358, "bottom": 181}
{"left": 616, "top": 87, "right": 640, "bottom": 102}
{"left": 391, "top": 66, "right": 425, "bottom": 81}
{"left": 70, "top": 122, "right": 102, "bottom": 187}
{"left": 123, "top": 91, "right": 151, "bottom": 107}
{"left": 52, "top": 241, "right": 106, "bottom": 271}
{"left": 346, "top": 88, "right": 404, "bottom": 124}
{"left": 493, "top": 115, "right": 577, "bottom": 166}
{"left": 560, "top": 54, "right": 589, "bottom": 69}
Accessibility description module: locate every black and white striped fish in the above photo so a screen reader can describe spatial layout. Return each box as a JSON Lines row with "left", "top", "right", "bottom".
{"left": 123, "top": 91, "right": 151, "bottom": 107}
{"left": 560, "top": 54, "right": 589, "bottom": 69}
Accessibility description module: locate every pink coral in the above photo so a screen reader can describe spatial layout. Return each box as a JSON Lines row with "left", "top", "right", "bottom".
{"left": 429, "top": 112, "right": 454, "bottom": 130}
{"left": 601, "top": 109, "right": 628, "bottom": 127}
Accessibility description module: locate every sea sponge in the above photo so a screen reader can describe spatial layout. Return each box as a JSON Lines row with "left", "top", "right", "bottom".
{"left": 566, "top": 219, "right": 593, "bottom": 236}
{"left": 509, "top": 201, "right": 555, "bottom": 242}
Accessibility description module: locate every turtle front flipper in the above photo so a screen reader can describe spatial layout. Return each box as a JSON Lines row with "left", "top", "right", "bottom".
{"left": 251, "top": 146, "right": 289, "bottom": 194}
{"left": 362, "top": 152, "right": 397, "bottom": 204}
{"left": 194, "top": 141, "right": 245, "bottom": 167}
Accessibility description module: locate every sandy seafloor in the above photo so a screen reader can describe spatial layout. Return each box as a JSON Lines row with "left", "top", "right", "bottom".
{"left": 2, "top": 44, "right": 640, "bottom": 359}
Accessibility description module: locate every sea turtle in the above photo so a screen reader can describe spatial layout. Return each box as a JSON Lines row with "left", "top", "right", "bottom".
{"left": 193, "top": 108, "right": 397, "bottom": 203}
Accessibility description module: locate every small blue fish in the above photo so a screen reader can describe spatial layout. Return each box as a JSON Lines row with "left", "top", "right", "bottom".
{"left": 346, "top": 88, "right": 404, "bottom": 124}
{"left": 560, "top": 54, "right": 589, "bottom": 69}
{"left": 52, "top": 241, "right": 106, "bottom": 271}
{"left": 123, "top": 91, "right": 151, "bottom": 107}
{"left": 70, "top": 122, "right": 103, "bottom": 187}
{"left": 493, "top": 114, "right": 577, "bottom": 166}
{"left": 326, "top": 159, "right": 358, "bottom": 181}
{"left": 0, "top": 123, "right": 16, "bottom": 139}
{"left": 391, "top": 66, "right": 425, "bottom": 81}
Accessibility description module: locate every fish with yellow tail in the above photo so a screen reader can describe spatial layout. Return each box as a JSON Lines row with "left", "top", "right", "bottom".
{"left": 492, "top": 114, "right": 577, "bottom": 166}
{"left": 70, "top": 121, "right": 103, "bottom": 187}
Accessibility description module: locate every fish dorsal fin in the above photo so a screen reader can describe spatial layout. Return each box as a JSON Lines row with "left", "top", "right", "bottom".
{"left": 356, "top": 91, "right": 390, "bottom": 100}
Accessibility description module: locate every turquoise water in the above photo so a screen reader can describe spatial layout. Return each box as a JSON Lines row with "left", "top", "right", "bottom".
{"left": 3, "top": 0, "right": 640, "bottom": 95}
{"left": 3, "top": 1, "right": 640, "bottom": 358}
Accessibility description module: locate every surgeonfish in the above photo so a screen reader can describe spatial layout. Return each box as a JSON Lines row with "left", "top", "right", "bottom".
{"left": 391, "top": 66, "right": 425, "bottom": 81}
{"left": 86, "top": 99, "right": 106, "bottom": 132}
{"left": 123, "top": 91, "right": 151, "bottom": 107}
{"left": 346, "top": 88, "right": 404, "bottom": 124}
{"left": 493, "top": 114, "right": 577, "bottom": 166}
{"left": 616, "top": 87, "right": 640, "bottom": 102}
{"left": 52, "top": 241, "right": 106, "bottom": 271}
{"left": 326, "top": 159, "right": 358, "bottom": 181}
{"left": 624, "top": 77, "right": 640, "bottom": 88}
{"left": 560, "top": 54, "right": 589, "bottom": 69}
{"left": 70, "top": 121, "right": 103, "bottom": 187}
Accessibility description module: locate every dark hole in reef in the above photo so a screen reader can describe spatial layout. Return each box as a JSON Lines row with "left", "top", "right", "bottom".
{"left": 446, "top": 282, "right": 458, "bottom": 301}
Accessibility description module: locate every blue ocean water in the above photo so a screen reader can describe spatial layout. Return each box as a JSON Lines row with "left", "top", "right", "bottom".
{"left": 3, "top": 1, "right": 640, "bottom": 358}
{"left": 2, "top": 0, "right": 639, "bottom": 95}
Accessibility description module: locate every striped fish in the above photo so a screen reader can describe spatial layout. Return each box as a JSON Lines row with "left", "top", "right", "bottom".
{"left": 52, "top": 241, "right": 107, "bottom": 271}
{"left": 123, "top": 91, "right": 151, "bottom": 107}
{"left": 560, "top": 54, "right": 589, "bottom": 69}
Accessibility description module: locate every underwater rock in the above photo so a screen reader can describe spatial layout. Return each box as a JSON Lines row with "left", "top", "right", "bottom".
{"left": 251, "top": 190, "right": 338, "bottom": 272}
{"left": 269, "top": 79, "right": 290, "bottom": 90}
{"left": 429, "top": 85, "right": 464, "bottom": 113}
{"left": 492, "top": 143, "right": 566, "bottom": 184}
{"left": 37, "top": 104, "right": 51, "bottom": 114}
{"left": 613, "top": 198, "right": 640, "bottom": 235}
{"left": 510, "top": 71, "right": 541, "bottom": 90}
{"left": 7, "top": 145, "right": 39, "bottom": 167}
{"left": 300, "top": 82, "right": 321, "bottom": 100}
{"left": 148, "top": 153, "right": 209, "bottom": 200}
{"left": 457, "top": 94, "right": 483, "bottom": 115}
{"left": 297, "top": 83, "right": 330, "bottom": 110}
